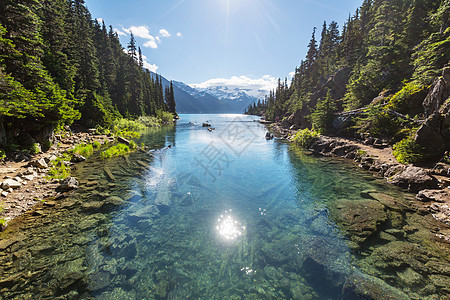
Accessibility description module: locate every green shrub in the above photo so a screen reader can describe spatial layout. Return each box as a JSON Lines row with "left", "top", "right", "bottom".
{"left": 71, "top": 143, "right": 93, "bottom": 157}
{"left": 129, "top": 140, "right": 138, "bottom": 149}
{"left": 47, "top": 154, "right": 72, "bottom": 179}
{"left": 116, "top": 130, "right": 141, "bottom": 139}
{"left": 0, "top": 149, "right": 5, "bottom": 160}
{"left": 30, "top": 143, "right": 41, "bottom": 154}
{"left": 292, "top": 128, "right": 320, "bottom": 148}
{"left": 113, "top": 118, "right": 146, "bottom": 133}
{"left": 4, "top": 143, "right": 19, "bottom": 152}
{"left": 356, "top": 149, "right": 367, "bottom": 158}
{"left": 393, "top": 137, "right": 426, "bottom": 164}
{"left": 387, "top": 81, "right": 427, "bottom": 114}
{"left": 358, "top": 106, "right": 400, "bottom": 137}
{"left": 137, "top": 116, "right": 161, "bottom": 127}
{"left": 92, "top": 140, "right": 101, "bottom": 148}
{"left": 156, "top": 110, "right": 174, "bottom": 123}
{"left": 100, "top": 144, "right": 131, "bottom": 159}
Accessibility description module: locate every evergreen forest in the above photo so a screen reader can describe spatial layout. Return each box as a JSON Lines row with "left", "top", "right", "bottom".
{"left": 247, "top": 0, "right": 450, "bottom": 160}
{"left": 0, "top": 0, "right": 174, "bottom": 149}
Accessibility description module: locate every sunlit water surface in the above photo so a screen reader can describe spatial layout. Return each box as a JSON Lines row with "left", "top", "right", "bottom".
{"left": 0, "top": 114, "right": 449, "bottom": 299}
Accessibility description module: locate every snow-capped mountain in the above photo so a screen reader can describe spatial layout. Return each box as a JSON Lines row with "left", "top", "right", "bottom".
{"left": 172, "top": 81, "right": 261, "bottom": 113}
{"left": 198, "top": 86, "right": 266, "bottom": 102}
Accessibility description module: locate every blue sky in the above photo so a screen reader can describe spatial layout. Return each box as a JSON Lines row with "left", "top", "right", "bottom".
{"left": 85, "top": 0, "right": 361, "bottom": 93}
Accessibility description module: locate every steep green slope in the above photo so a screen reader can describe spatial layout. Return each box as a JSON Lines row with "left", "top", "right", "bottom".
{"left": 0, "top": 0, "right": 172, "bottom": 148}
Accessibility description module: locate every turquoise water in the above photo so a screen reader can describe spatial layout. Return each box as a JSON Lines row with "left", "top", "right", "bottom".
{"left": 0, "top": 114, "right": 449, "bottom": 299}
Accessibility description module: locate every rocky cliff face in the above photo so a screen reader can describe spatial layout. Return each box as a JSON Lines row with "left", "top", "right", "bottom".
{"left": 283, "top": 67, "right": 351, "bottom": 129}
{"left": 415, "top": 65, "right": 450, "bottom": 155}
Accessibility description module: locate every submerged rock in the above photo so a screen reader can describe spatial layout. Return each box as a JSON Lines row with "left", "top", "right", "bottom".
{"left": 88, "top": 271, "right": 111, "bottom": 292}
{"left": 331, "top": 199, "right": 387, "bottom": 248}
{"left": 103, "top": 167, "right": 116, "bottom": 182}
{"left": 342, "top": 273, "right": 409, "bottom": 300}
{"left": 368, "top": 192, "right": 411, "bottom": 211}
{"left": 105, "top": 196, "right": 125, "bottom": 206}
{"left": 58, "top": 177, "right": 79, "bottom": 191}
{"left": 128, "top": 205, "right": 158, "bottom": 222}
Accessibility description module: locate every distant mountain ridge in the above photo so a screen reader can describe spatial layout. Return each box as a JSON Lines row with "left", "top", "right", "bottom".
{"left": 173, "top": 81, "right": 261, "bottom": 113}
{"left": 150, "top": 73, "right": 262, "bottom": 113}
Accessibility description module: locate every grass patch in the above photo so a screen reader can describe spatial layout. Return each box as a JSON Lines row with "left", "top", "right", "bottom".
{"left": 116, "top": 130, "right": 141, "bottom": 139}
{"left": 129, "top": 140, "right": 138, "bottom": 149}
{"left": 356, "top": 149, "right": 367, "bottom": 158}
{"left": 47, "top": 154, "right": 72, "bottom": 179}
{"left": 387, "top": 81, "right": 427, "bottom": 114}
{"left": 30, "top": 143, "right": 41, "bottom": 154}
{"left": 137, "top": 116, "right": 161, "bottom": 127}
{"left": 92, "top": 140, "right": 101, "bottom": 148}
{"left": 393, "top": 137, "right": 426, "bottom": 164}
{"left": 70, "top": 143, "right": 93, "bottom": 158}
{"left": 114, "top": 118, "right": 147, "bottom": 133}
{"left": 292, "top": 128, "right": 320, "bottom": 148}
{"left": 156, "top": 110, "right": 174, "bottom": 123}
{"left": 100, "top": 144, "right": 131, "bottom": 159}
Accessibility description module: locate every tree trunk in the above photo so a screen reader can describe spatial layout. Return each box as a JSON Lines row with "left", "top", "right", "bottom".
{"left": 0, "top": 117, "right": 6, "bottom": 146}
{"left": 441, "top": 0, "right": 450, "bottom": 34}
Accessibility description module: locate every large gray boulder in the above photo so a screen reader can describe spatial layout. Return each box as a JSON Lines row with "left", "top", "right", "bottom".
{"left": 1, "top": 179, "right": 21, "bottom": 189}
{"left": 415, "top": 66, "right": 450, "bottom": 155}
{"left": 30, "top": 158, "right": 48, "bottom": 169}
{"left": 387, "top": 166, "right": 438, "bottom": 192}
{"left": 416, "top": 189, "right": 450, "bottom": 202}
{"left": 422, "top": 66, "right": 450, "bottom": 116}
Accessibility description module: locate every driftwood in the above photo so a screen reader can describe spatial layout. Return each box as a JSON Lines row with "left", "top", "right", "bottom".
{"left": 117, "top": 136, "right": 130, "bottom": 145}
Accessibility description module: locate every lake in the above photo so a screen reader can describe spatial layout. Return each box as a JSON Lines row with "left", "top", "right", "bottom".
{"left": 0, "top": 114, "right": 448, "bottom": 299}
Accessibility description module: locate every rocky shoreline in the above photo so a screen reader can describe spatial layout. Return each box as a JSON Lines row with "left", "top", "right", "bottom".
{"left": 0, "top": 130, "right": 113, "bottom": 229}
{"left": 269, "top": 122, "right": 450, "bottom": 241}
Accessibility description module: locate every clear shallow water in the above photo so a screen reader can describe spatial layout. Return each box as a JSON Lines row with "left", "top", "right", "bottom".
{"left": 0, "top": 114, "right": 449, "bottom": 299}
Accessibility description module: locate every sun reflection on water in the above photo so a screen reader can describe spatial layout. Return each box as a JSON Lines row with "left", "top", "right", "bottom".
{"left": 216, "top": 209, "right": 246, "bottom": 241}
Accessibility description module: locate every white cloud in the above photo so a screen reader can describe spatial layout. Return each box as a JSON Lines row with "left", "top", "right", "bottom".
{"left": 143, "top": 40, "right": 158, "bottom": 49}
{"left": 190, "top": 75, "right": 277, "bottom": 98}
{"left": 96, "top": 18, "right": 104, "bottom": 24}
{"left": 159, "top": 29, "right": 171, "bottom": 38}
{"left": 140, "top": 54, "right": 158, "bottom": 73}
{"left": 288, "top": 71, "right": 295, "bottom": 78}
{"left": 176, "top": 32, "right": 183, "bottom": 37}
{"left": 114, "top": 28, "right": 127, "bottom": 36}
{"left": 120, "top": 25, "right": 181, "bottom": 49}
{"left": 122, "top": 25, "right": 161, "bottom": 48}
{"left": 123, "top": 25, "right": 155, "bottom": 40}
{"left": 143, "top": 61, "right": 158, "bottom": 73}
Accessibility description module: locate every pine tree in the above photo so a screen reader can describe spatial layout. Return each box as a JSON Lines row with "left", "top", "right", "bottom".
{"left": 128, "top": 33, "right": 137, "bottom": 61}
{"left": 138, "top": 47, "right": 143, "bottom": 68}
{"left": 165, "top": 81, "right": 176, "bottom": 115}
{"left": 311, "top": 89, "right": 336, "bottom": 134}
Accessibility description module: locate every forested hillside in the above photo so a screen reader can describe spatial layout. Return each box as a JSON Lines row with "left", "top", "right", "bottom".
{"left": 0, "top": 0, "right": 172, "bottom": 148}
{"left": 249, "top": 0, "right": 450, "bottom": 161}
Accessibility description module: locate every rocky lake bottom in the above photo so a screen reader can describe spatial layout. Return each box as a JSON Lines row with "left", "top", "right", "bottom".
{"left": 0, "top": 114, "right": 449, "bottom": 299}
